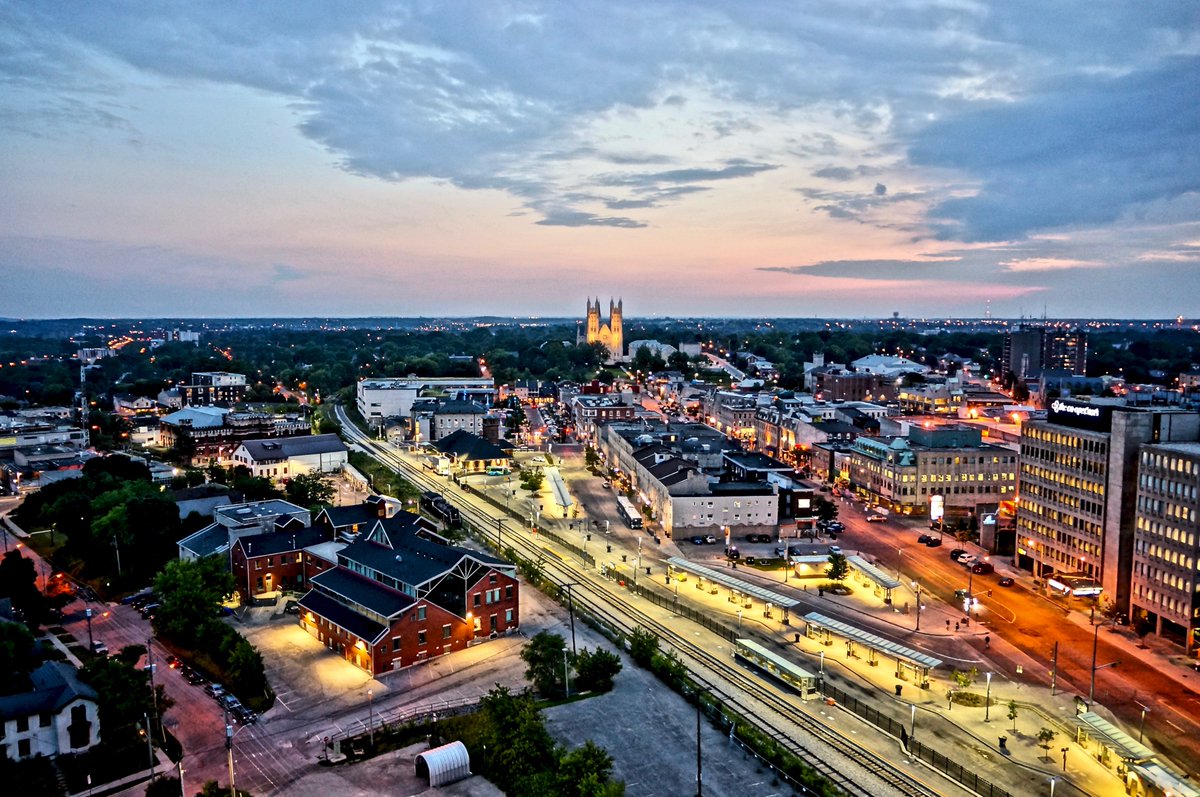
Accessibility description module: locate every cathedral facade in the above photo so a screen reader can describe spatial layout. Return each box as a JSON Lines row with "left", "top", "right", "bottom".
{"left": 580, "top": 297, "right": 624, "bottom": 362}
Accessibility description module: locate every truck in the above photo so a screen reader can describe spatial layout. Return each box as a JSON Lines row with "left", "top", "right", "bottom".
{"left": 423, "top": 455, "right": 451, "bottom": 475}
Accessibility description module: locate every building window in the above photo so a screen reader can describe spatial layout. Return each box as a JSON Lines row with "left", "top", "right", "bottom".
{"left": 505, "top": 609, "right": 514, "bottom": 623}
{"left": 442, "top": 624, "right": 452, "bottom": 639}
{"left": 267, "top": 557, "right": 274, "bottom": 567}
{"left": 473, "top": 593, "right": 481, "bottom": 607}
{"left": 39, "top": 712, "right": 51, "bottom": 728}
{"left": 392, "top": 637, "right": 401, "bottom": 652}
{"left": 417, "top": 605, "right": 426, "bottom": 621}
{"left": 18, "top": 738, "right": 30, "bottom": 758}
{"left": 417, "top": 630, "right": 427, "bottom": 646}
{"left": 505, "top": 584, "right": 513, "bottom": 600}
{"left": 16, "top": 716, "right": 28, "bottom": 732}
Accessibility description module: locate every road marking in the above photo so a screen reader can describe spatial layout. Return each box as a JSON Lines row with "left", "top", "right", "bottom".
{"left": 1166, "top": 719, "right": 1185, "bottom": 732}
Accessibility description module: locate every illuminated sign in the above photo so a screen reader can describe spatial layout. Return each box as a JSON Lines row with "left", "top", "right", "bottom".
{"left": 1050, "top": 400, "right": 1099, "bottom": 418}
{"left": 930, "top": 495, "right": 944, "bottom": 521}
{"left": 1047, "top": 399, "right": 1113, "bottom": 432}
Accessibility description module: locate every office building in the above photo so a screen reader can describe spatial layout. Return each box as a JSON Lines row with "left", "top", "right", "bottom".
{"left": 1016, "top": 400, "right": 1198, "bottom": 612}
{"left": 1131, "top": 442, "right": 1200, "bottom": 654}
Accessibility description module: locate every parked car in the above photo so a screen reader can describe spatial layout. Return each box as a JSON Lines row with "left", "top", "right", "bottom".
{"left": 703, "top": 534, "right": 717, "bottom": 544}
{"left": 828, "top": 545, "right": 842, "bottom": 555}
{"left": 185, "top": 670, "right": 206, "bottom": 685}
{"left": 690, "top": 536, "right": 706, "bottom": 545}
{"left": 924, "top": 538, "right": 943, "bottom": 548}
{"left": 958, "top": 554, "right": 978, "bottom": 566}
{"left": 91, "top": 641, "right": 109, "bottom": 657}
{"left": 971, "top": 562, "right": 995, "bottom": 575}
{"left": 165, "top": 655, "right": 181, "bottom": 669}
{"left": 205, "top": 683, "right": 225, "bottom": 701}
{"left": 774, "top": 546, "right": 787, "bottom": 557}
{"left": 997, "top": 577, "right": 1015, "bottom": 587}
{"left": 283, "top": 600, "right": 301, "bottom": 615}
{"left": 917, "top": 534, "right": 933, "bottom": 544}
{"left": 601, "top": 481, "right": 612, "bottom": 489}
{"left": 866, "top": 513, "right": 886, "bottom": 522}
{"left": 949, "top": 549, "right": 967, "bottom": 561}
{"left": 138, "top": 602, "right": 161, "bottom": 618}
{"left": 725, "top": 546, "right": 740, "bottom": 560}
{"left": 121, "top": 588, "right": 155, "bottom": 606}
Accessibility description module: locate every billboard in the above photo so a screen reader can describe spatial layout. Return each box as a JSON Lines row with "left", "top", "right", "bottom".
{"left": 1047, "top": 399, "right": 1113, "bottom": 433}
{"left": 930, "top": 495, "right": 944, "bottom": 521}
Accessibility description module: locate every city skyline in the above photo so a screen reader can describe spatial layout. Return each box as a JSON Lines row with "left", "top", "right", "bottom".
{"left": 2, "top": 3, "right": 1198, "bottom": 319}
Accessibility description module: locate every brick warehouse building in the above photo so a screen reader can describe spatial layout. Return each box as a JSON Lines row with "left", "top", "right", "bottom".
{"left": 297, "top": 513, "right": 519, "bottom": 675}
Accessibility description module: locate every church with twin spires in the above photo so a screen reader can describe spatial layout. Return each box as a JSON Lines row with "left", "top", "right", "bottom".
{"left": 578, "top": 297, "right": 624, "bottom": 362}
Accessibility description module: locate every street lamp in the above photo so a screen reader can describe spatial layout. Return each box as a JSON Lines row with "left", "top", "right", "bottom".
{"left": 910, "top": 703, "right": 916, "bottom": 741}
{"left": 367, "top": 689, "right": 374, "bottom": 748}
{"left": 1049, "top": 776, "right": 1057, "bottom": 797}
{"left": 1137, "top": 702, "right": 1150, "bottom": 742}
{"left": 984, "top": 672, "right": 992, "bottom": 721}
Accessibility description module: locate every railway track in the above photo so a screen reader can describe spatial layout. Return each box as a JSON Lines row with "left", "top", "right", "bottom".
{"left": 338, "top": 408, "right": 944, "bottom": 797}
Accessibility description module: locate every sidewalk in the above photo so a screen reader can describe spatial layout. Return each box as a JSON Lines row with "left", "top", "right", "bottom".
{"left": 711, "top": 557, "right": 1156, "bottom": 797}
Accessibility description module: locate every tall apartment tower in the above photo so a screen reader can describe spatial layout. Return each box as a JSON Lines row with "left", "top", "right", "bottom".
{"left": 584, "top": 297, "right": 624, "bottom": 362}
{"left": 1002, "top": 326, "right": 1087, "bottom": 378}
{"left": 1016, "top": 400, "right": 1199, "bottom": 613}
{"left": 1132, "top": 442, "right": 1200, "bottom": 653}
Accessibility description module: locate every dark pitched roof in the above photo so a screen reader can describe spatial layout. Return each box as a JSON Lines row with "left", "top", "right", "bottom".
{"left": 177, "top": 523, "right": 229, "bottom": 558}
{"left": 433, "top": 400, "right": 486, "bottom": 415}
{"left": 316, "top": 504, "right": 380, "bottom": 529}
{"left": 342, "top": 523, "right": 507, "bottom": 588}
{"left": 297, "top": 590, "right": 387, "bottom": 644}
{"left": 238, "top": 434, "right": 347, "bottom": 462}
{"left": 0, "top": 660, "right": 97, "bottom": 719}
{"left": 433, "top": 429, "right": 509, "bottom": 461}
{"left": 235, "top": 527, "right": 327, "bottom": 557}
{"left": 310, "top": 567, "right": 414, "bottom": 618}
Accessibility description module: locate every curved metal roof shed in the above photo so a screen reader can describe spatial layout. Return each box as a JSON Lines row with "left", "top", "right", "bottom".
{"left": 416, "top": 740, "right": 472, "bottom": 787}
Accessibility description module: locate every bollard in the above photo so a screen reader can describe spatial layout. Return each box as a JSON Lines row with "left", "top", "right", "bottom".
{"left": 895, "top": 684, "right": 903, "bottom": 697}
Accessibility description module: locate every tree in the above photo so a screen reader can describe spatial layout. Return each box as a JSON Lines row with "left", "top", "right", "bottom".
{"left": 145, "top": 776, "right": 181, "bottom": 797}
{"left": 153, "top": 557, "right": 235, "bottom": 641}
{"left": 0, "top": 550, "right": 47, "bottom": 625}
{"left": 556, "top": 740, "right": 626, "bottom": 797}
{"left": 951, "top": 667, "right": 978, "bottom": 690}
{"left": 573, "top": 647, "right": 622, "bottom": 693}
{"left": 1036, "top": 727, "right": 1057, "bottom": 760}
{"left": 521, "top": 631, "right": 569, "bottom": 698}
{"left": 813, "top": 495, "right": 839, "bottom": 523}
{"left": 584, "top": 446, "right": 600, "bottom": 469}
{"left": 0, "top": 620, "right": 37, "bottom": 678}
{"left": 627, "top": 627, "right": 659, "bottom": 667}
{"left": 285, "top": 472, "right": 335, "bottom": 508}
{"left": 1007, "top": 700, "right": 1019, "bottom": 732}
{"left": 825, "top": 552, "right": 850, "bottom": 584}
{"left": 477, "top": 686, "right": 557, "bottom": 794}
{"left": 81, "top": 654, "right": 157, "bottom": 753}
{"left": 520, "top": 469, "right": 545, "bottom": 492}
{"left": 1133, "top": 610, "right": 1154, "bottom": 647}
{"left": 195, "top": 781, "right": 254, "bottom": 797}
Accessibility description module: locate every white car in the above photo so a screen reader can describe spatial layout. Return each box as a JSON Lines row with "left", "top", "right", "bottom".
{"left": 958, "top": 554, "right": 978, "bottom": 566}
{"left": 828, "top": 545, "right": 842, "bottom": 555}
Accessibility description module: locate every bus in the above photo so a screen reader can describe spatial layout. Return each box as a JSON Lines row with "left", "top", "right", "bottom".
{"left": 616, "top": 496, "right": 643, "bottom": 529}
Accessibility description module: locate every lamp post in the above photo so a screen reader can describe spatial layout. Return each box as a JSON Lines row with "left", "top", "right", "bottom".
{"left": 914, "top": 582, "right": 922, "bottom": 631}
{"left": 1088, "top": 618, "right": 1120, "bottom": 709}
{"left": 1137, "top": 702, "right": 1150, "bottom": 742}
{"left": 367, "top": 689, "right": 374, "bottom": 748}
{"left": 563, "top": 649, "right": 571, "bottom": 698}
{"left": 1049, "top": 777, "right": 1057, "bottom": 797}
{"left": 85, "top": 608, "right": 94, "bottom": 650}
{"left": 910, "top": 703, "right": 916, "bottom": 741}
{"left": 1060, "top": 746, "right": 1069, "bottom": 772}
{"left": 984, "top": 672, "right": 993, "bottom": 721}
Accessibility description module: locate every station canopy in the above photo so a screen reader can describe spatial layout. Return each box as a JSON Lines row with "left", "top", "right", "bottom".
{"left": 1074, "top": 711, "right": 1155, "bottom": 762}
{"left": 803, "top": 611, "right": 943, "bottom": 670}
{"left": 667, "top": 556, "right": 799, "bottom": 609}
{"left": 846, "top": 555, "right": 902, "bottom": 590}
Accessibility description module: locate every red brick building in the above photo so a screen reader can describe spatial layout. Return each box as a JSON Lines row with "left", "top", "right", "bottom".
{"left": 231, "top": 526, "right": 328, "bottom": 598}
{"left": 297, "top": 514, "right": 519, "bottom": 675}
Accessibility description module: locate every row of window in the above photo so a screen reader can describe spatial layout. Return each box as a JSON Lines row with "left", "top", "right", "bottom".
{"left": 1136, "top": 496, "right": 1198, "bottom": 524}
{"left": 1135, "top": 517, "right": 1197, "bottom": 548}
{"left": 1024, "top": 428, "right": 1108, "bottom": 455}
{"left": 1139, "top": 473, "right": 1199, "bottom": 501}
{"left": 1132, "top": 586, "right": 1197, "bottom": 622}
{"left": 1141, "top": 452, "right": 1200, "bottom": 476}
{"left": 1020, "top": 464, "right": 1105, "bottom": 496}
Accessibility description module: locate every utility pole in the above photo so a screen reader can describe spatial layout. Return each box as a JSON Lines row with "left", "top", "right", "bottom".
{"left": 914, "top": 582, "right": 922, "bottom": 631}
{"left": 147, "top": 639, "right": 160, "bottom": 739}
{"left": 562, "top": 581, "right": 578, "bottom": 655}
{"left": 1050, "top": 641, "right": 1058, "bottom": 696}
{"left": 695, "top": 691, "right": 703, "bottom": 797}
{"left": 143, "top": 713, "right": 155, "bottom": 777}
{"left": 225, "top": 702, "right": 236, "bottom": 797}
{"left": 85, "top": 608, "right": 94, "bottom": 650}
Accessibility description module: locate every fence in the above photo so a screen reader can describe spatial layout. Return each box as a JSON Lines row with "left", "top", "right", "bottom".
{"left": 822, "top": 682, "right": 1017, "bottom": 797}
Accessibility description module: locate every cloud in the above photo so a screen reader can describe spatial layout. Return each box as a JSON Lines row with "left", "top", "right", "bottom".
{"left": 533, "top": 209, "right": 647, "bottom": 228}
{"left": 911, "top": 56, "right": 1200, "bottom": 242}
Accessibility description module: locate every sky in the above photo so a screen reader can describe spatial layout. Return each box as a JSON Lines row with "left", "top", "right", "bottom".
{"left": 2, "top": 2, "right": 1198, "bottom": 320}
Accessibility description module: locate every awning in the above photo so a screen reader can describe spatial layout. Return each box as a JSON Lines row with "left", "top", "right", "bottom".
{"left": 847, "top": 555, "right": 902, "bottom": 590}
{"left": 803, "top": 611, "right": 943, "bottom": 670}
{"left": 667, "top": 557, "right": 799, "bottom": 609}
{"left": 1075, "top": 711, "right": 1155, "bottom": 762}
{"left": 1129, "top": 762, "right": 1200, "bottom": 797}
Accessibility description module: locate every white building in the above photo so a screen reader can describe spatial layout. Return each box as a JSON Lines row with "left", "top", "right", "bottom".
{"left": 356, "top": 377, "right": 495, "bottom": 425}
{"left": 230, "top": 434, "right": 348, "bottom": 480}
{"left": 850, "top": 354, "right": 930, "bottom": 379}
{"left": 0, "top": 660, "right": 100, "bottom": 761}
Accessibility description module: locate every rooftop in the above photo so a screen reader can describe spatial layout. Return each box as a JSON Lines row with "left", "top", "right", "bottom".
{"left": 238, "top": 434, "right": 347, "bottom": 461}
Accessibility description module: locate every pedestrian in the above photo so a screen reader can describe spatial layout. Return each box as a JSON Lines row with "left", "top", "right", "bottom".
{"left": 985, "top": 635, "right": 991, "bottom": 649}
{"left": 945, "top": 619, "right": 951, "bottom": 631}
{"left": 954, "top": 621, "right": 960, "bottom": 632}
